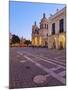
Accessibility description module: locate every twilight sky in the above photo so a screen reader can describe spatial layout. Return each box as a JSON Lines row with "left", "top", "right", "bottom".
{"left": 9, "top": 1, "right": 65, "bottom": 40}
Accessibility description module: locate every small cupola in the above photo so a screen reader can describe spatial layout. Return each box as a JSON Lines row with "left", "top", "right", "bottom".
{"left": 40, "top": 13, "right": 48, "bottom": 29}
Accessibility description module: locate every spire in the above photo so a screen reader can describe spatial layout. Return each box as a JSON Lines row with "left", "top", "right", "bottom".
{"left": 34, "top": 21, "right": 36, "bottom": 26}
{"left": 43, "top": 13, "right": 45, "bottom": 18}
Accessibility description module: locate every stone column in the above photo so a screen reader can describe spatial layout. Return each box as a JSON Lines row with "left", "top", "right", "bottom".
{"left": 48, "top": 36, "right": 52, "bottom": 48}
{"left": 55, "top": 35, "right": 59, "bottom": 49}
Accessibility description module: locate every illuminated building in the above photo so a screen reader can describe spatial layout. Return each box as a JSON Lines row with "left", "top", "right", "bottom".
{"left": 32, "top": 13, "right": 48, "bottom": 47}
{"left": 48, "top": 7, "right": 66, "bottom": 49}
{"left": 32, "top": 7, "right": 66, "bottom": 49}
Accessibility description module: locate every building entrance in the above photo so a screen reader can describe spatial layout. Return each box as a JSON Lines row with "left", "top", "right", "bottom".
{"left": 59, "top": 35, "right": 65, "bottom": 49}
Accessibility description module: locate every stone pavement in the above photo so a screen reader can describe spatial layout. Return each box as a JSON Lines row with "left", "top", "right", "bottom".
{"left": 9, "top": 47, "right": 66, "bottom": 89}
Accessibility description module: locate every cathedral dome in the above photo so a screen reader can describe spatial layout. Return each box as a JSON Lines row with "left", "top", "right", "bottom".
{"left": 39, "top": 13, "right": 48, "bottom": 30}
{"left": 40, "top": 13, "right": 48, "bottom": 24}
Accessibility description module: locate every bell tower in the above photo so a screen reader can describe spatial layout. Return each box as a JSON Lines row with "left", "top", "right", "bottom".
{"left": 32, "top": 21, "right": 39, "bottom": 46}
{"left": 39, "top": 13, "right": 48, "bottom": 46}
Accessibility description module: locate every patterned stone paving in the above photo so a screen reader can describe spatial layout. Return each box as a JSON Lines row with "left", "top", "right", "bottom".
{"left": 9, "top": 47, "right": 66, "bottom": 89}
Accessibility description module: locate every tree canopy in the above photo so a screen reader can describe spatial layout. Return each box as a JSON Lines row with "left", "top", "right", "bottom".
{"left": 24, "top": 40, "right": 31, "bottom": 46}
{"left": 11, "top": 34, "right": 20, "bottom": 44}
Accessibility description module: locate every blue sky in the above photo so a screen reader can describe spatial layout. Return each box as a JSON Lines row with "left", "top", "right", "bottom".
{"left": 9, "top": 1, "right": 65, "bottom": 40}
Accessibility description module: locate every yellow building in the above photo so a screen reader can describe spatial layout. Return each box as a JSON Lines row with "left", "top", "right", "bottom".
{"left": 32, "top": 22, "right": 39, "bottom": 46}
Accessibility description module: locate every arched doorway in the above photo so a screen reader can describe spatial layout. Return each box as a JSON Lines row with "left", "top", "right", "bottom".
{"left": 45, "top": 41, "right": 48, "bottom": 47}
{"left": 59, "top": 35, "right": 65, "bottom": 49}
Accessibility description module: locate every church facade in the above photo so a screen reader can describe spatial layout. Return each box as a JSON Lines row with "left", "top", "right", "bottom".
{"left": 32, "top": 13, "right": 48, "bottom": 47}
{"left": 32, "top": 7, "right": 66, "bottom": 49}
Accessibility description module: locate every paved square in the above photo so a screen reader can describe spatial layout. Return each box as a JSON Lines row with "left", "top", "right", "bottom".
{"left": 9, "top": 47, "right": 66, "bottom": 89}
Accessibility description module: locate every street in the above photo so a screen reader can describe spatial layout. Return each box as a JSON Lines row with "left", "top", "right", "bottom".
{"left": 9, "top": 47, "right": 66, "bottom": 89}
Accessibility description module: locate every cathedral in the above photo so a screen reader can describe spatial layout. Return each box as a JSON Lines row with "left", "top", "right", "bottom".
{"left": 32, "top": 7, "right": 66, "bottom": 49}
{"left": 32, "top": 13, "right": 48, "bottom": 47}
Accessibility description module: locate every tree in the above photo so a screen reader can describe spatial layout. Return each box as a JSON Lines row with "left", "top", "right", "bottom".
{"left": 24, "top": 40, "right": 31, "bottom": 46}
{"left": 11, "top": 34, "right": 20, "bottom": 44}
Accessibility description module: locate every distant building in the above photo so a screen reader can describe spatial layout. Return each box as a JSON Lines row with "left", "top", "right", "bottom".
{"left": 32, "top": 13, "right": 48, "bottom": 47}
{"left": 20, "top": 37, "right": 26, "bottom": 47}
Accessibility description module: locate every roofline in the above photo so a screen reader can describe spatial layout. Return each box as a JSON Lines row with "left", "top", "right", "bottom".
{"left": 49, "top": 7, "right": 66, "bottom": 20}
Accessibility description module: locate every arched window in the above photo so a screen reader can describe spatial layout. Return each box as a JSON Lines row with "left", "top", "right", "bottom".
{"left": 52, "top": 23, "right": 55, "bottom": 35}
{"left": 59, "top": 19, "right": 64, "bottom": 33}
{"left": 47, "top": 24, "right": 48, "bottom": 29}
{"left": 45, "top": 24, "right": 46, "bottom": 29}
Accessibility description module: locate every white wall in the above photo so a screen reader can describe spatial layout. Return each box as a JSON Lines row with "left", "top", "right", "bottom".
{"left": 48, "top": 8, "right": 66, "bottom": 35}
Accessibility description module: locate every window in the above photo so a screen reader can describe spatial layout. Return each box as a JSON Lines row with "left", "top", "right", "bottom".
{"left": 35, "top": 29, "right": 39, "bottom": 34}
{"left": 47, "top": 24, "right": 48, "bottom": 29}
{"left": 52, "top": 23, "right": 55, "bottom": 35}
{"left": 45, "top": 24, "right": 46, "bottom": 29}
{"left": 59, "top": 19, "right": 64, "bottom": 33}
{"left": 40, "top": 25, "right": 41, "bottom": 29}
{"left": 40, "top": 24, "right": 43, "bottom": 29}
